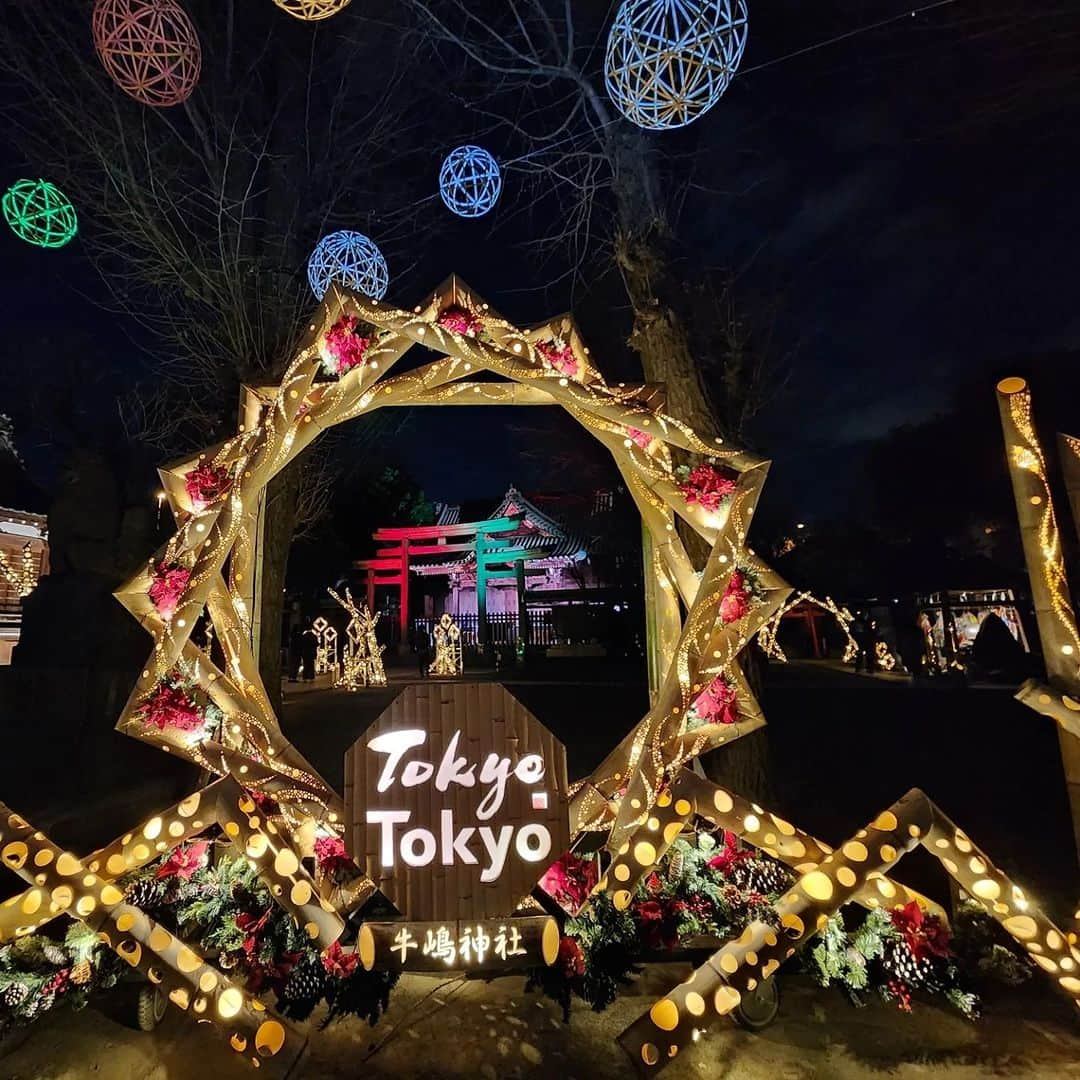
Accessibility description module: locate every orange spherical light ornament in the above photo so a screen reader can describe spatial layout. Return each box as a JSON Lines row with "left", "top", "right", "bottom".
{"left": 271, "top": 0, "right": 353, "bottom": 20}
{"left": 92, "top": 0, "right": 202, "bottom": 108}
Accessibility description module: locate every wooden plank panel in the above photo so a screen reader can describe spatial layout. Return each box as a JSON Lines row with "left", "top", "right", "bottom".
{"left": 345, "top": 681, "right": 570, "bottom": 921}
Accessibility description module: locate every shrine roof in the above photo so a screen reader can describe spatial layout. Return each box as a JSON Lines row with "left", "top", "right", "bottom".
{"left": 407, "top": 486, "right": 589, "bottom": 574}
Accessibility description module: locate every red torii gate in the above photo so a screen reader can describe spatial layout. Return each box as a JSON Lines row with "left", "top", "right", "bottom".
{"left": 354, "top": 513, "right": 550, "bottom": 647}
{"left": 779, "top": 598, "right": 828, "bottom": 657}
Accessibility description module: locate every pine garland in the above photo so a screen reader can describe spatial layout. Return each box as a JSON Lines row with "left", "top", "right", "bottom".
{"left": 809, "top": 906, "right": 979, "bottom": 1018}
{"left": 0, "top": 922, "right": 125, "bottom": 1032}
{"left": 531, "top": 830, "right": 991, "bottom": 1025}
{"left": 528, "top": 831, "right": 790, "bottom": 1019}
{"left": 2, "top": 831, "right": 1013, "bottom": 1037}
{"left": 2, "top": 836, "right": 396, "bottom": 1036}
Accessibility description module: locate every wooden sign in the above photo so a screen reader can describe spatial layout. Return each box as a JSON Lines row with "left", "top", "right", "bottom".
{"left": 344, "top": 681, "right": 570, "bottom": 921}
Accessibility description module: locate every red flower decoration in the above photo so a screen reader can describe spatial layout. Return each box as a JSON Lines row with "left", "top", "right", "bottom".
{"left": 627, "top": 427, "right": 653, "bottom": 450}
{"left": 314, "top": 834, "right": 354, "bottom": 878}
{"left": 323, "top": 314, "right": 371, "bottom": 375}
{"left": 236, "top": 908, "right": 272, "bottom": 949}
{"left": 437, "top": 304, "right": 485, "bottom": 337}
{"left": 246, "top": 950, "right": 301, "bottom": 996}
{"left": 234, "top": 907, "right": 300, "bottom": 994}
{"left": 185, "top": 462, "right": 231, "bottom": 511}
{"left": 644, "top": 871, "right": 663, "bottom": 895}
{"left": 707, "top": 830, "right": 751, "bottom": 876}
{"left": 678, "top": 463, "right": 736, "bottom": 513}
{"left": 633, "top": 898, "right": 685, "bottom": 950}
{"left": 692, "top": 675, "right": 738, "bottom": 726}
{"left": 536, "top": 338, "right": 579, "bottom": 378}
{"left": 322, "top": 940, "right": 359, "bottom": 979}
{"left": 156, "top": 839, "right": 210, "bottom": 881}
{"left": 635, "top": 899, "right": 663, "bottom": 924}
{"left": 890, "top": 901, "right": 952, "bottom": 962}
{"left": 539, "top": 850, "right": 599, "bottom": 914}
{"left": 719, "top": 570, "right": 752, "bottom": 625}
{"left": 248, "top": 788, "right": 281, "bottom": 817}
{"left": 138, "top": 682, "right": 205, "bottom": 734}
{"left": 557, "top": 936, "right": 585, "bottom": 980}
{"left": 148, "top": 562, "right": 190, "bottom": 621}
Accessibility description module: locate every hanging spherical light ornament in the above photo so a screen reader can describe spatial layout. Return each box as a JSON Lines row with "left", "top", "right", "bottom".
{"left": 307, "top": 231, "right": 389, "bottom": 301}
{"left": 271, "top": 0, "right": 353, "bottom": 20}
{"left": 438, "top": 145, "right": 503, "bottom": 219}
{"left": 92, "top": 0, "right": 202, "bottom": 108}
{"left": 605, "top": 0, "right": 748, "bottom": 130}
{"left": 2, "top": 179, "right": 79, "bottom": 249}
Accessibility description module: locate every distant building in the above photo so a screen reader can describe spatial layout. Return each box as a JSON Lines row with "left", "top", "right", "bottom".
{"left": 0, "top": 507, "right": 49, "bottom": 664}
{"left": 915, "top": 588, "right": 1030, "bottom": 669}
{"left": 355, "top": 486, "right": 640, "bottom": 652}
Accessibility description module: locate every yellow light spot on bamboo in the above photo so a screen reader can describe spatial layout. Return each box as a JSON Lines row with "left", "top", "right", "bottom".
{"left": 650, "top": 999, "right": 680, "bottom": 1031}
{"left": 218, "top": 988, "right": 244, "bottom": 1018}
{"left": 634, "top": 841, "right": 657, "bottom": 866}
{"left": 801, "top": 871, "right": 834, "bottom": 902}
{"left": 255, "top": 1020, "right": 287, "bottom": 1057}
{"left": 144, "top": 925, "right": 170, "bottom": 953}
{"left": 274, "top": 849, "right": 300, "bottom": 877}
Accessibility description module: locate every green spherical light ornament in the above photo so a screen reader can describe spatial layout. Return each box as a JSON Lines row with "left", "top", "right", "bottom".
{"left": 2, "top": 179, "right": 79, "bottom": 249}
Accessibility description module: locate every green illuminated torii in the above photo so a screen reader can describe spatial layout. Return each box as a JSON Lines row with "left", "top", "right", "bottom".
{"left": 354, "top": 512, "right": 555, "bottom": 649}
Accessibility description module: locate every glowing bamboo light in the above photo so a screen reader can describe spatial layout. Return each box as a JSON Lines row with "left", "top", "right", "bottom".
{"left": 997, "top": 377, "right": 1080, "bottom": 859}
{"left": 3, "top": 279, "right": 1077, "bottom": 1070}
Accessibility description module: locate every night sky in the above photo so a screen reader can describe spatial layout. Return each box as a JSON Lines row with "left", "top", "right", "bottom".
{"left": 2, "top": 2, "right": 1078, "bottom": 521}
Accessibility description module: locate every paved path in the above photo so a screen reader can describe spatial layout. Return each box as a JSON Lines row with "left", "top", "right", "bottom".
{"left": 3, "top": 664, "right": 1077, "bottom": 1077}
{"left": 3, "top": 970, "right": 1079, "bottom": 1079}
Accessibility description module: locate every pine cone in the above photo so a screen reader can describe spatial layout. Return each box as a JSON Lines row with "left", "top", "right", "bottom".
{"left": 123, "top": 877, "right": 163, "bottom": 911}
{"left": 1, "top": 981, "right": 29, "bottom": 1008}
{"left": 733, "top": 857, "right": 790, "bottom": 897}
{"left": 41, "top": 942, "right": 68, "bottom": 966}
{"left": 22, "top": 991, "right": 50, "bottom": 1020}
{"left": 667, "top": 848, "right": 685, "bottom": 884}
{"left": 884, "top": 940, "right": 944, "bottom": 994}
{"left": 70, "top": 959, "right": 92, "bottom": 986}
{"left": 280, "top": 957, "right": 326, "bottom": 1005}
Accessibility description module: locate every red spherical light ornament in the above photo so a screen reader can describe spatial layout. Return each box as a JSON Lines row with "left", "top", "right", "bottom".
{"left": 92, "top": 0, "right": 202, "bottom": 108}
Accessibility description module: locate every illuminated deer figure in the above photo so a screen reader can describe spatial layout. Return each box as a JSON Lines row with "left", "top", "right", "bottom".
{"left": 329, "top": 587, "right": 386, "bottom": 689}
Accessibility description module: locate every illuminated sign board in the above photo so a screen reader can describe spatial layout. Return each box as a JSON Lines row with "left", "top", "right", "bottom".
{"left": 357, "top": 915, "right": 560, "bottom": 972}
{"left": 345, "top": 682, "right": 570, "bottom": 921}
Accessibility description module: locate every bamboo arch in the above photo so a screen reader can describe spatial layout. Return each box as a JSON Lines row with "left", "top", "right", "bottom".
{"left": 0, "top": 280, "right": 1076, "bottom": 1075}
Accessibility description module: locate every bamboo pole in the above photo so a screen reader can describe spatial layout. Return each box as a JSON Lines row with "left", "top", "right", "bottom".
{"left": 996, "top": 378, "right": 1080, "bottom": 861}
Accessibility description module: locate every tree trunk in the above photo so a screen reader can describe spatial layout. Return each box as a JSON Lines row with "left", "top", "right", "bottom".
{"left": 258, "top": 458, "right": 301, "bottom": 716}
{"left": 615, "top": 231, "right": 717, "bottom": 437}
{"left": 611, "top": 134, "right": 772, "bottom": 805}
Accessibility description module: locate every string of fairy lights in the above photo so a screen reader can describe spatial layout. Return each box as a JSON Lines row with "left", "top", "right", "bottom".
{"left": 0, "top": 545, "right": 38, "bottom": 598}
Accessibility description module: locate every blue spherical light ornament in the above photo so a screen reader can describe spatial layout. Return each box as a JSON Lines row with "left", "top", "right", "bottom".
{"left": 307, "top": 230, "right": 389, "bottom": 301}
{"left": 438, "top": 145, "right": 503, "bottom": 219}
{"left": 605, "top": 0, "right": 748, "bottom": 131}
